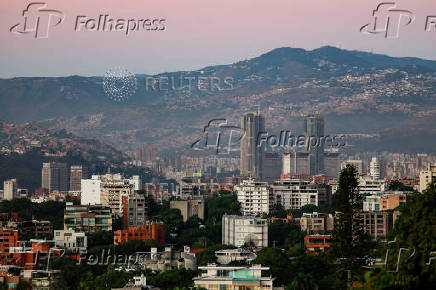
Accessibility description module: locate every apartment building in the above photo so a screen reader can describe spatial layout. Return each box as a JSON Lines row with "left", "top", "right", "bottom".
{"left": 122, "top": 193, "right": 148, "bottom": 228}
{"left": 271, "top": 179, "right": 318, "bottom": 210}
{"left": 235, "top": 179, "right": 272, "bottom": 216}
{"left": 3, "top": 179, "right": 18, "bottom": 200}
{"left": 54, "top": 230, "right": 87, "bottom": 253}
{"left": 361, "top": 212, "right": 394, "bottom": 239}
{"left": 222, "top": 215, "right": 268, "bottom": 248}
{"left": 81, "top": 174, "right": 139, "bottom": 217}
{"left": 113, "top": 222, "right": 165, "bottom": 245}
{"left": 304, "top": 235, "right": 332, "bottom": 254}
{"left": 419, "top": 164, "right": 436, "bottom": 192}
{"left": 170, "top": 199, "right": 205, "bottom": 222}
{"left": 297, "top": 212, "right": 334, "bottom": 234}
{"left": 64, "top": 202, "right": 112, "bottom": 232}
{"left": 193, "top": 264, "right": 273, "bottom": 289}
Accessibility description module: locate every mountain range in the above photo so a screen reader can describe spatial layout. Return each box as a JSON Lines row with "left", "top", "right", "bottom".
{"left": 1, "top": 46, "right": 435, "bottom": 153}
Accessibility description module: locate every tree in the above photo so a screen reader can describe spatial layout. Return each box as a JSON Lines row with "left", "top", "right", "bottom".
{"left": 205, "top": 190, "right": 240, "bottom": 224}
{"left": 330, "top": 165, "right": 373, "bottom": 285}
{"left": 370, "top": 182, "right": 436, "bottom": 289}
{"left": 253, "top": 247, "right": 292, "bottom": 286}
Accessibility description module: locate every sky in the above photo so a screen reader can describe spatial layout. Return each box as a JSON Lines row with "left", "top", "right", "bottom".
{"left": 0, "top": 0, "right": 435, "bottom": 78}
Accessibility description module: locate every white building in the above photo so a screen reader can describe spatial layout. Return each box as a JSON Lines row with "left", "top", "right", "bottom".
{"left": 54, "top": 230, "right": 87, "bottom": 253}
{"left": 81, "top": 174, "right": 138, "bottom": 216}
{"left": 341, "top": 159, "right": 364, "bottom": 175}
{"left": 358, "top": 177, "right": 387, "bottom": 195}
{"left": 193, "top": 264, "right": 273, "bottom": 289}
{"left": 271, "top": 179, "right": 319, "bottom": 210}
{"left": 363, "top": 195, "right": 381, "bottom": 212}
{"left": 222, "top": 215, "right": 268, "bottom": 248}
{"left": 369, "top": 157, "right": 381, "bottom": 180}
{"left": 3, "top": 179, "right": 18, "bottom": 200}
{"left": 215, "top": 248, "right": 256, "bottom": 265}
{"left": 419, "top": 164, "right": 436, "bottom": 193}
{"left": 235, "top": 179, "right": 272, "bottom": 216}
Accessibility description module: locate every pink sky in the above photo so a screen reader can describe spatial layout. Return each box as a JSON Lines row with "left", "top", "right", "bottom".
{"left": 1, "top": 0, "right": 435, "bottom": 77}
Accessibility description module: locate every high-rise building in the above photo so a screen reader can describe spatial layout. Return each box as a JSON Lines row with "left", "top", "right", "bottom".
{"left": 3, "top": 179, "right": 18, "bottom": 201}
{"left": 64, "top": 202, "right": 112, "bottom": 232}
{"left": 262, "top": 152, "right": 282, "bottom": 183}
{"left": 324, "top": 151, "right": 341, "bottom": 178}
{"left": 369, "top": 157, "right": 381, "bottom": 180}
{"left": 240, "top": 111, "right": 265, "bottom": 179}
{"left": 282, "top": 152, "right": 310, "bottom": 175}
{"left": 81, "top": 174, "right": 136, "bottom": 217}
{"left": 136, "top": 145, "right": 156, "bottom": 163}
{"left": 123, "top": 193, "right": 149, "bottom": 227}
{"left": 235, "top": 179, "right": 272, "bottom": 216}
{"left": 304, "top": 114, "right": 324, "bottom": 175}
{"left": 419, "top": 164, "right": 436, "bottom": 192}
{"left": 341, "top": 159, "right": 364, "bottom": 176}
{"left": 271, "top": 179, "right": 319, "bottom": 209}
{"left": 222, "top": 215, "right": 268, "bottom": 248}
{"left": 69, "top": 165, "right": 89, "bottom": 192}
{"left": 41, "top": 162, "right": 68, "bottom": 192}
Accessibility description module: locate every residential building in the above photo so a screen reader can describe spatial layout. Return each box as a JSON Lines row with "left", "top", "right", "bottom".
{"left": 235, "top": 179, "right": 272, "bottom": 216}
{"left": 193, "top": 264, "right": 274, "bottom": 289}
{"left": 41, "top": 162, "right": 68, "bottom": 192}
{"left": 304, "top": 234, "right": 332, "bottom": 254}
{"left": 170, "top": 199, "right": 205, "bottom": 222}
{"left": 138, "top": 247, "right": 197, "bottom": 271}
{"left": 222, "top": 215, "right": 268, "bottom": 248}
{"left": 81, "top": 174, "right": 137, "bottom": 217}
{"left": 271, "top": 179, "right": 318, "bottom": 210}
{"left": 419, "top": 164, "right": 436, "bottom": 192}
{"left": 379, "top": 192, "right": 408, "bottom": 210}
{"left": 363, "top": 195, "right": 381, "bottom": 212}
{"left": 361, "top": 212, "right": 394, "bottom": 239}
{"left": 341, "top": 159, "right": 364, "bottom": 176}
{"left": 69, "top": 165, "right": 88, "bottom": 192}
{"left": 370, "top": 157, "right": 381, "bottom": 180}
{"left": 324, "top": 151, "right": 341, "bottom": 178}
{"left": 3, "top": 179, "right": 18, "bottom": 200}
{"left": 0, "top": 230, "right": 19, "bottom": 254}
{"left": 113, "top": 222, "right": 165, "bottom": 245}
{"left": 297, "top": 212, "right": 334, "bottom": 234}
{"left": 123, "top": 193, "right": 148, "bottom": 228}
{"left": 54, "top": 230, "right": 87, "bottom": 253}
{"left": 18, "top": 220, "right": 53, "bottom": 240}
{"left": 282, "top": 151, "right": 310, "bottom": 175}
{"left": 64, "top": 202, "right": 112, "bottom": 232}
{"left": 358, "top": 177, "right": 387, "bottom": 195}
{"left": 215, "top": 248, "right": 257, "bottom": 265}
{"left": 262, "top": 152, "right": 282, "bottom": 183}
{"left": 240, "top": 111, "right": 265, "bottom": 179}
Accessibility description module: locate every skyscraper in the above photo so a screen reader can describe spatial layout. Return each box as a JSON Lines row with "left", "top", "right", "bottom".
{"left": 369, "top": 157, "right": 381, "bottom": 180}
{"left": 304, "top": 114, "right": 325, "bottom": 175}
{"left": 240, "top": 111, "right": 265, "bottom": 179}
{"left": 41, "top": 162, "right": 68, "bottom": 192}
{"left": 70, "top": 165, "right": 89, "bottom": 192}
